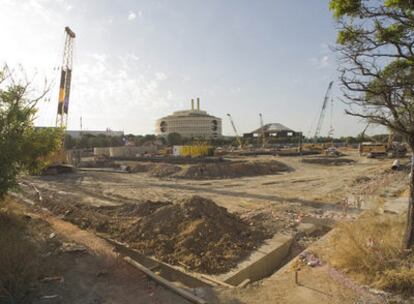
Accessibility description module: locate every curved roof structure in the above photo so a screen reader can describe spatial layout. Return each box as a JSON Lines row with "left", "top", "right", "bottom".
{"left": 250, "top": 123, "right": 294, "bottom": 134}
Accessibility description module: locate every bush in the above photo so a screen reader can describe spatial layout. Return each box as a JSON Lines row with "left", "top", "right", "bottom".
{"left": 0, "top": 211, "right": 38, "bottom": 303}
{"left": 325, "top": 212, "right": 414, "bottom": 294}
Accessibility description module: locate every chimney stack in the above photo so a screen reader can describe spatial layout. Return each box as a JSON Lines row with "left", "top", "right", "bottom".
{"left": 191, "top": 99, "right": 194, "bottom": 110}
{"left": 197, "top": 97, "right": 200, "bottom": 110}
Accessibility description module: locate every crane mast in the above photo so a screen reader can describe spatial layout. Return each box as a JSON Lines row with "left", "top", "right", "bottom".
{"left": 313, "top": 81, "right": 333, "bottom": 142}
{"left": 56, "top": 26, "right": 76, "bottom": 129}
{"left": 259, "top": 113, "right": 266, "bottom": 147}
{"left": 226, "top": 114, "right": 243, "bottom": 148}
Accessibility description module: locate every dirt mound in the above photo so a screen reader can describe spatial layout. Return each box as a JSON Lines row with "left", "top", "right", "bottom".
{"left": 121, "top": 196, "right": 269, "bottom": 274}
{"left": 301, "top": 157, "right": 355, "bottom": 166}
{"left": 177, "top": 160, "right": 291, "bottom": 179}
{"left": 129, "top": 160, "right": 291, "bottom": 179}
{"left": 144, "top": 160, "right": 290, "bottom": 180}
{"left": 130, "top": 163, "right": 151, "bottom": 173}
{"left": 34, "top": 190, "right": 268, "bottom": 274}
{"left": 149, "top": 163, "right": 181, "bottom": 177}
{"left": 96, "top": 201, "right": 170, "bottom": 217}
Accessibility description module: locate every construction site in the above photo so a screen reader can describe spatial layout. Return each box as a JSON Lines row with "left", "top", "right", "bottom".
{"left": 11, "top": 137, "right": 411, "bottom": 303}
{"left": 2, "top": 3, "right": 414, "bottom": 303}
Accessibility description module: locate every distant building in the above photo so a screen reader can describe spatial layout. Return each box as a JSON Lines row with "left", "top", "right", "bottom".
{"left": 66, "top": 129, "right": 124, "bottom": 139}
{"left": 243, "top": 123, "right": 299, "bottom": 138}
{"left": 155, "top": 98, "right": 222, "bottom": 139}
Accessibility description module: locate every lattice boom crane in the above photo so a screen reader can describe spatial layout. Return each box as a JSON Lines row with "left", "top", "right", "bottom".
{"left": 226, "top": 113, "right": 243, "bottom": 148}
{"left": 56, "top": 26, "right": 76, "bottom": 129}
{"left": 313, "top": 81, "right": 333, "bottom": 142}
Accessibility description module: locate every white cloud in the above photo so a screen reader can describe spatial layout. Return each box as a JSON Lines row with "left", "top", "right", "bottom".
{"left": 127, "top": 10, "right": 142, "bottom": 21}
{"left": 67, "top": 54, "right": 171, "bottom": 132}
{"left": 128, "top": 10, "right": 136, "bottom": 20}
{"left": 310, "top": 55, "right": 330, "bottom": 69}
{"left": 155, "top": 72, "right": 167, "bottom": 81}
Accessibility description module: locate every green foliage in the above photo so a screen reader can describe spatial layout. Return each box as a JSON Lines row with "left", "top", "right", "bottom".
{"left": 331, "top": 0, "right": 414, "bottom": 46}
{"left": 329, "top": 0, "right": 362, "bottom": 19}
{"left": 64, "top": 133, "right": 161, "bottom": 149}
{"left": 375, "top": 22, "right": 405, "bottom": 42}
{"left": 22, "top": 127, "right": 64, "bottom": 173}
{"left": 167, "top": 132, "right": 182, "bottom": 145}
{"left": 0, "top": 68, "right": 62, "bottom": 199}
{"left": 385, "top": 0, "right": 414, "bottom": 8}
{"left": 330, "top": 0, "right": 414, "bottom": 251}
{"left": 337, "top": 28, "right": 363, "bottom": 45}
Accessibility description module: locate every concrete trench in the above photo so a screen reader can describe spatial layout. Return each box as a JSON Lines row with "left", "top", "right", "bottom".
{"left": 11, "top": 190, "right": 332, "bottom": 292}
{"left": 102, "top": 222, "right": 327, "bottom": 289}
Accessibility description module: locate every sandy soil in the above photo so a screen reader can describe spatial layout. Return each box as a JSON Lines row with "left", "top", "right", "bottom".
{"left": 3, "top": 199, "right": 190, "bottom": 304}
{"left": 17, "top": 151, "right": 410, "bottom": 304}
{"left": 26, "top": 153, "right": 408, "bottom": 226}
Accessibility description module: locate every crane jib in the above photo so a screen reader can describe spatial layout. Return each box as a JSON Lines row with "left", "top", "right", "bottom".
{"left": 56, "top": 26, "right": 75, "bottom": 128}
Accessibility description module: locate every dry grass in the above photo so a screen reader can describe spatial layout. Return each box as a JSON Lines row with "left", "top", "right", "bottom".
{"left": 0, "top": 209, "right": 39, "bottom": 303}
{"left": 324, "top": 212, "right": 414, "bottom": 294}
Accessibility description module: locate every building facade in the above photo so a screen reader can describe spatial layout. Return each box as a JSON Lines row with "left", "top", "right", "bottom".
{"left": 155, "top": 98, "right": 222, "bottom": 139}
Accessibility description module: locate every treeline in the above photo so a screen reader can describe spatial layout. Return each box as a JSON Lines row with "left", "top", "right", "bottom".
{"left": 64, "top": 132, "right": 401, "bottom": 150}
{"left": 64, "top": 134, "right": 163, "bottom": 149}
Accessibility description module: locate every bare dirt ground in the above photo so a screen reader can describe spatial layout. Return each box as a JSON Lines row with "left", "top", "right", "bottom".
{"left": 26, "top": 152, "right": 408, "bottom": 231}
{"left": 17, "top": 151, "right": 410, "bottom": 304}
{"left": 2, "top": 199, "right": 190, "bottom": 304}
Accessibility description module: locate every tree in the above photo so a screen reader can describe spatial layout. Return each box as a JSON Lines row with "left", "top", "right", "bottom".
{"left": 167, "top": 132, "right": 182, "bottom": 145}
{"left": 329, "top": 0, "right": 414, "bottom": 249}
{"left": 0, "top": 66, "right": 62, "bottom": 199}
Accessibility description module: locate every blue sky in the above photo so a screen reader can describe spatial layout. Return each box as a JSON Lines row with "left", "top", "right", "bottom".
{"left": 0, "top": 0, "right": 379, "bottom": 136}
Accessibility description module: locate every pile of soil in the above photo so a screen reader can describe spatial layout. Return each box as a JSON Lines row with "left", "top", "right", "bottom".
{"left": 130, "top": 160, "right": 291, "bottom": 180}
{"left": 148, "top": 163, "right": 181, "bottom": 177}
{"left": 130, "top": 163, "right": 151, "bottom": 173}
{"left": 120, "top": 196, "right": 269, "bottom": 273}
{"left": 301, "top": 157, "right": 355, "bottom": 166}
{"left": 33, "top": 189, "right": 269, "bottom": 274}
{"left": 176, "top": 160, "right": 291, "bottom": 179}
{"left": 97, "top": 201, "right": 170, "bottom": 217}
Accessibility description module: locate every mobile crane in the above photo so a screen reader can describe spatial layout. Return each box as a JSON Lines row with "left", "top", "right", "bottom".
{"left": 226, "top": 113, "right": 243, "bottom": 148}
{"left": 44, "top": 27, "right": 76, "bottom": 174}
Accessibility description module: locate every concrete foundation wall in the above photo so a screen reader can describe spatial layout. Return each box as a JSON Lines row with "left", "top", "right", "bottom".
{"left": 93, "top": 146, "right": 158, "bottom": 158}
{"left": 109, "top": 146, "right": 157, "bottom": 157}
{"left": 226, "top": 235, "right": 293, "bottom": 285}
{"left": 213, "top": 233, "right": 293, "bottom": 286}
{"left": 93, "top": 147, "right": 110, "bottom": 157}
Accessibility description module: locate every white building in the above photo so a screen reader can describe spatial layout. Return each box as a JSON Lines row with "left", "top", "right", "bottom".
{"left": 155, "top": 98, "right": 222, "bottom": 139}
